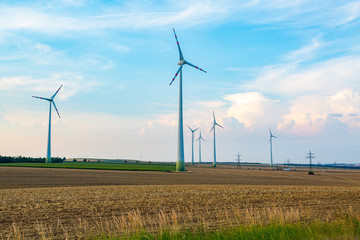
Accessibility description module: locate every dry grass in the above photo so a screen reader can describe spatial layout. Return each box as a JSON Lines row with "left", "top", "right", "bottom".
{"left": 1, "top": 185, "right": 360, "bottom": 239}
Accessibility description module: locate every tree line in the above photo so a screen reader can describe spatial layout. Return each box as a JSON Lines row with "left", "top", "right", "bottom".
{"left": 0, "top": 155, "right": 65, "bottom": 163}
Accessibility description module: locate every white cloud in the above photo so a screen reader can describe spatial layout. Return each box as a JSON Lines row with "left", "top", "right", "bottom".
{"left": 241, "top": 0, "right": 360, "bottom": 27}
{"left": 0, "top": 34, "right": 65, "bottom": 63}
{"left": 0, "top": 2, "right": 231, "bottom": 33}
{"left": 279, "top": 89, "right": 360, "bottom": 135}
{"left": 0, "top": 74, "right": 98, "bottom": 100}
{"left": 0, "top": 7, "right": 76, "bottom": 33}
{"left": 247, "top": 56, "right": 360, "bottom": 97}
{"left": 227, "top": 35, "right": 360, "bottom": 135}
{"left": 285, "top": 36, "right": 321, "bottom": 63}
{"left": 196, "top": 100, "right": 228, "bottom": 109}
{"left": 147, "top": 113, "right": 177, "bottom": 128}
{"left": 334, "top": 1, "right": 360, "bottom": 25}
{"left": 111, "top": 44, "right": 131, "bottom": 53}
{"left": 224, "top": 92, "right": 281, "bottom": 129}
{"left": 0, "top": 0, "right": 358, "bottom": 34}
{"left": 57, "top": 0, "right": 88, "bottom": 7}
{"left": 3, "top": 109, "right": 49, "bottom": 127}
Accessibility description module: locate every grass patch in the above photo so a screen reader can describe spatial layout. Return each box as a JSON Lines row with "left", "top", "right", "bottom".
{"left": 0, "top": 162, "right": 176, "bottom": 172}
{"left": 103, "top": 216, "right": 360, "bottom": 240}
{"left": 3, "top": 199, "right": 360, "bottom": 239}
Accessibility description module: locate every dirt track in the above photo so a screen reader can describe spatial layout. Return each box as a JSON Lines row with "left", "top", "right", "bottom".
{"left": 1, "top": 165, "right": 360, "bottom": 189}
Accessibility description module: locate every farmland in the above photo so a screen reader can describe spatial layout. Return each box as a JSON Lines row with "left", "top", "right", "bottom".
{"left": 1, "top": 165, "right": 360, "bottom": 239}
{"left": 1, "top": 164, "right": 360, "bottom": 189}
{"left": 0, "top": 162, "right": 176, "bottom": 172}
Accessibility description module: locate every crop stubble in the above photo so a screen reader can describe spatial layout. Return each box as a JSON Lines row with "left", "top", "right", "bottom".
{"left": 1, "top": 166, "right": 360, "bottom": 238}
{"left": 1, "top": 165, "right": 360, "bottom": 189}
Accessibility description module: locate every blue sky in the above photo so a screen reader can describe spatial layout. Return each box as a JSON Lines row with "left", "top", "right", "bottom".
{"left": 0, "top": 0, "right": 360, "bottom": 164}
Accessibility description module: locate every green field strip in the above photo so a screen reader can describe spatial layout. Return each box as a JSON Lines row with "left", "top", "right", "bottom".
{"left": 0, "top": 162, "right": 176, "bottom": 172}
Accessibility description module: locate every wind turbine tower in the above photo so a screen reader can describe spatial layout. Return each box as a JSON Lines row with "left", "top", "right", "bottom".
{"left": 197, "top": 129, "right": 205, "bottom": 164}
{"left": 169, "top": 28, "right": 206, "bottom": 172}
{"left": 187, "top": 126, "right": 199, "bottom": 165}
{"left": 269, "top": 128, "right": 277, "bottom": 168}
{"left": 210, "top": 111, "right": 223, "bottom": 167}
{"left": 32, "top": 85, "right": 63, "bottom": 163}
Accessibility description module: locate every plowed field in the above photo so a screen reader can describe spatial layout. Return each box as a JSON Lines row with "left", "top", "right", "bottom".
{"left": 1, "top": 166, "right": 360, "bottom": 239}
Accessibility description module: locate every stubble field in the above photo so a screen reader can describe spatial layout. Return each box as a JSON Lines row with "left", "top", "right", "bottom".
{"left": 1, "top": 165, "right": 360, "bottom": 239}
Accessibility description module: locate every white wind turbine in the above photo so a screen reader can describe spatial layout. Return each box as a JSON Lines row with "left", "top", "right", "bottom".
{"left": 187, "top": 126, "right": 199, "bottom": 165}
{"left": 197, "top": 129, "right": 205, "bottom": 164}
{"left": 269, "top": 128, "right": 277, "bottom": 168}
{"left": 210, "top": 111, "right": 223, "bottom": 167}
{"left": 170, "top": 28, "right": 206, "bottom": 172}
{"left": 32, "top": 85, "right": 63, "bottom": 163}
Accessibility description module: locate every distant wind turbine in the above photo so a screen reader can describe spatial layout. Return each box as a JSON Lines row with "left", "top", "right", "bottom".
{"left": 169, "top": 28, "right": 206, "bottom": 172}
{"left": 210, "top": 111, "right": 223, "bottom": 167}
{"left": 32, "top": 85, "right": 63, "bottom": 163}
{"left": 187, "top": 126, "right": 199, "bottom": 165}
{"left": 269, "top": 128, "right": 277, "bottom": 168}
{"left": 197, "top": 129, "right": 205, "bottom": 164}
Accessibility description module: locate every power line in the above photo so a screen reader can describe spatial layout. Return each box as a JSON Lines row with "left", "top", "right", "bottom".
{"left": 236, "top": 152, "right": 242, "bottom": 169}
{"left": 306, "top": 150, "right": 315, "bottom": 175}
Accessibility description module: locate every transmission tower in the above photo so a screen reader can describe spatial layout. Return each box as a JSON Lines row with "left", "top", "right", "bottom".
{"left": 236, "top": 152, "right": 242, "bottom": 169}
{"left": 306, "top": 150, "right": 315, "bottom": 175}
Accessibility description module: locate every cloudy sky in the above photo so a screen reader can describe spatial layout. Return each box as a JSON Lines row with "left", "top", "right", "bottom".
{"left": 0, "top": 0, "right": 360, "bottom": 164}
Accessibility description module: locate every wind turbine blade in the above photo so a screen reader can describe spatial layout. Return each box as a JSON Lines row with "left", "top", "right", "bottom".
{"left": 32, "top": 96, "right": 51, "bottom": 101}
{"left": 185, "top": 61, "right": 207, "bottom": 73}
{"left": 52, "top": 101, "right": 61, "bottom": 118}
{"left": 210, "top": 125, "right": 214, "bottom": 132}
{"left": 169, "top": 65, "right": 183, "bottom": 86}
{"left": 51, "top": 85, "right": 63, "bottom": 99}
{"left": 197, "top": 136, "right": 205, "bottom": 141}
{"left": 215, "top": 123, "right": 224, "bottom": 129}
{"left": 187, "top": 125, "right": 193, "bottom": 131}
{"left": 212, "top": 110, "right": 216, "bottom": 122}
{"left": 194, "top": 127, "right": 199, "bottom": 132}
{"left": 197, "top": 130, "right": 202, "bottom": 140}
{"left": 273, "top": 135, "right": 277, "bottom": 139}
{"left": 173, "top": 28, "right": 184, "bottom": 61}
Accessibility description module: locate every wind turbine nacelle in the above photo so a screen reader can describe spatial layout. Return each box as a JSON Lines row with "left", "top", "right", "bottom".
{"left": 178, "top": 60, "right": 185, "bottom": 66}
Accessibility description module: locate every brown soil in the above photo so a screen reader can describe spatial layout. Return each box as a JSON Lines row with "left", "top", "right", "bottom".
{"left": 1, "top": 165, "right": 360, "bottom": 239}
{"left": 1, "top": 165, "right": 360, "bottom": 189}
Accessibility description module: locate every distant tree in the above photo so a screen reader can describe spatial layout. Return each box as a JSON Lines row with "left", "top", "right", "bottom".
{"left": 83, "top": 159, "right": 87, "bottom": 162}
{"left": 73, "top": 159, "right": 77, "bottom": 162}
{"left": 0, "top": 155, "right": 51, "bottom": 163}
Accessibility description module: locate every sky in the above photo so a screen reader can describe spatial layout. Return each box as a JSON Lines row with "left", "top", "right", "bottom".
{"left": 0, "top": 0, "right": 360, "bottom": 164}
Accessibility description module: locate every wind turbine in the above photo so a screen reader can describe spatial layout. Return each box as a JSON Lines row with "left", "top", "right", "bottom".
{"left": 269, "top": 128, "right": 277, "bottom": 168}
{"left": 187, "top": 126, "right": 199, "bottom": 165}
{"left": 210, "top": 111, "right": 223, "bottom": 167}
{"left": 170, "top": 28, "right": 206, "bottom": 172}
{"left": 197, "top": 129, "right": 205, "bottom": 164}
{"left": 32, "top": 85, "right": 63, "bottom": 163}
